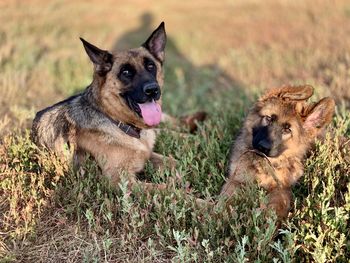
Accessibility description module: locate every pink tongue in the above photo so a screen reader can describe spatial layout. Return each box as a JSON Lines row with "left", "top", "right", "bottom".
{"left": 138, "top": 101, "right": 162, "bottom": 126}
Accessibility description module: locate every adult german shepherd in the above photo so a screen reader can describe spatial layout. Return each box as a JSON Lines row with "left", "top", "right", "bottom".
{"left": 32, "top": 22, "right": 204, "bottom": 190}
{"left": 221, "top": 85, "right": 335, "bottom": 218}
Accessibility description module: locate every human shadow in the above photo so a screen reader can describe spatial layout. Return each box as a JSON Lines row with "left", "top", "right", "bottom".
{"left": 112, "top": 12, "right": 248, "bottom": 116}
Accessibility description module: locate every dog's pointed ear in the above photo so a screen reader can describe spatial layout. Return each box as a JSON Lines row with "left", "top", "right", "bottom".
{"left": 142, "top": 22, "right": 167, "bottom": 63}
{"left": 261, "top": 85, "right": 314, "bottom": 101}
{"left": 80, "top": 38, "right": 113, "bottom": 75}
{"left": 303, "top": 97, "right": 335, "bottom": 136}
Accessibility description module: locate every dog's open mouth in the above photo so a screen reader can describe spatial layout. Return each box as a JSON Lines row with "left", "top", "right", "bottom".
{"left": 124, "top": 96, "right": 162, "bottom": 127}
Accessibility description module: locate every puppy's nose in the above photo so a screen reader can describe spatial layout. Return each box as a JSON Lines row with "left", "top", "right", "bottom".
{"left": 256, "top": 139, "right": 271, "bottom": 155}
{"left": 143, "top": 83, "right": 160, "bottom": 100}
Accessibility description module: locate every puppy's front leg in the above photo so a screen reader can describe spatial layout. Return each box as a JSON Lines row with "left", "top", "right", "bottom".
{"left": 220, "top": 179, "right": 241, "bottom": 197}
{"left": 267, "top": 187, "right": 292, "bottom": 219}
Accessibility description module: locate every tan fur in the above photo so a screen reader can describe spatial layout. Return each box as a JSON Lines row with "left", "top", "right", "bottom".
{"left": 221, "top": 85, "right": 335, "bottom": 218}
{"left": 31, "top": 24, "right": 174, "bottom": 191}
{"left": 80, "top": 48, "right": 167, "bottom": 190}
{"left": 32, "top": 26, "right": 206, "bottom": 192}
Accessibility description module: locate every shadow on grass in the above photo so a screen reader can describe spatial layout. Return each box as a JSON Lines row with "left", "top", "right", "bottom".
{"left": 112, "top": 12, "right": 248, "bottom": 117}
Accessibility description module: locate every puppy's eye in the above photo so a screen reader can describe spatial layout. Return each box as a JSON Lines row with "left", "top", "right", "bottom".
{"left": 264, "top": 116, "right": 272, "bottom": 122}
{"left": 282, "top": 123, "right": 292, "bottom": 134}
{"left": 283, "top": 128, "right": 292, "bottom": 134}
{"left": 262, "top": 115, "right": 271, "bottom": 125}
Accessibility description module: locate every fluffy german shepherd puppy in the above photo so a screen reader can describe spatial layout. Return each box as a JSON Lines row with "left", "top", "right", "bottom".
{"left": 32, "top": 22, "right": 199, "bottom": 190}
{"left": 221, "top": 85, "right": 335, "bottom": 218}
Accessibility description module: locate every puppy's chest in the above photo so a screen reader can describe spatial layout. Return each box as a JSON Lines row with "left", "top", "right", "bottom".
{"left": 240, "top": 154, "right": 304, "bottom": 190}
{"left": 270, "top": 157, "right": 304, "bottom": 187}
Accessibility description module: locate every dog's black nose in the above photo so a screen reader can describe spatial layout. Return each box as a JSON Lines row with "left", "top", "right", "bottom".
{"left": 143, "top": 83, "right": 160, "bottom": 100}
{"left": 256, "top": 139, "right": 271, "bottom": 155}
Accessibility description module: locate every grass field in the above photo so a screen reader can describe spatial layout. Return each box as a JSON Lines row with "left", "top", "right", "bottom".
{"left": 0, "top": 0, "right": 349, "bottom": 262}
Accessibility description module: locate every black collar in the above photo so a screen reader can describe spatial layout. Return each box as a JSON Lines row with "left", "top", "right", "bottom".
{"left": 82, "top": 94, "right": 142, "bottom": 139}
{"left": 113, "top": 119, "right": 141, "bottom": 139}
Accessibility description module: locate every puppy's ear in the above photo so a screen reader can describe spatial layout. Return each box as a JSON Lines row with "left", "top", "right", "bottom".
{"left": 260, "top": 85, "right": 314, "bottom": 101}
{"left": 80, "top": 38, "right": 113, "bottom": 75}
{"left": 142, "top": 22, "right": 167, "bottom": 63}
{"left": 303, "top": 97, "right": 335, "bottom": 136}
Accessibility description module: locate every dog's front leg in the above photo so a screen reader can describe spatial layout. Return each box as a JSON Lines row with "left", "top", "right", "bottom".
{"left": 102, "top": 163, "right": 167, "bottom": 191}
{"left": 149, "top": 152, "right": 177, "bottom": 172}
{"left": 78, "top": 137, "right": 167, "bottom": 191}
{"left": 161, "top": 112, "right": 207, "bottom": 133}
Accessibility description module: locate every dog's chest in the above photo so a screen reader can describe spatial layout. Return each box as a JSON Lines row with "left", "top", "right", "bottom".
{"left": 118, "top": 129, "right": 156, "bottom": 173}
{"left": 110, "top": 128, "right": 157, "bottom": 156}
{"left": 139, "top": 129, "right": 157, "bottom": 151}
{"left": 121, "top": 129, "right": 156, "bottom": 153}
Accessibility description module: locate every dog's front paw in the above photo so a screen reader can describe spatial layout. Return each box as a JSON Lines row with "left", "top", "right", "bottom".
{"left": 180, "top": 111, "right": 207, "bottom": 133}
{"left": 149, "top": 152, "right": 177, "bottom": 172}
{"left": 167, "top": 155, "right": 177, "bottom": 170}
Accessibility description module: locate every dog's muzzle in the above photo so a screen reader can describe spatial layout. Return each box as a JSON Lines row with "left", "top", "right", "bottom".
{"left": 143, "top": 82, "right": 161, "bottom": 101}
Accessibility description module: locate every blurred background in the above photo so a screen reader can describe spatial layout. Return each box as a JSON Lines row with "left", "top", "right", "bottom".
{"left": 1, "top": 0, "right": 350, "bottom": 134}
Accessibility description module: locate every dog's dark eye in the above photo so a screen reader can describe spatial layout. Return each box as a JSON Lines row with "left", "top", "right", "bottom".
{"left": 119, "top": 64, "right": 135, "bottom": 79}
{"left": 122, "top": 70, "right": 129, "bottom": 75}
{"left": 144, "top": 57, "right": 157, "bottom": 75}
{"left": 122, "top": 69, "right": 132, "bottom": 78}
{"left": 146, "top": 61, "right": 155, "bottom": 72}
